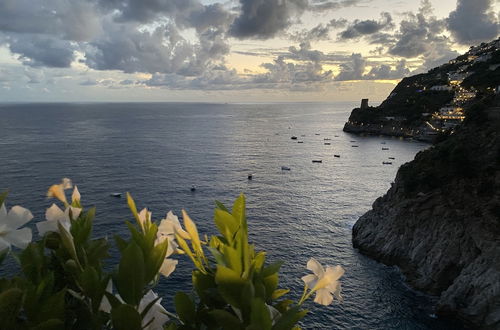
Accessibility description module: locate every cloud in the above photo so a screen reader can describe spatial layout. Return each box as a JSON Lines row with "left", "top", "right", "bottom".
{"left": 386, "top": 1, "right": 450, "bottom": 59}
{"left": 7, "top": 34, "right": 76, "bottom": 68}
{"left": 447, "top": 0, "right": 499, "bottom": 45}
{"left": 289, "top": 18, "right": 347, "bottom": 42}
{"left": 365, "top": 59, "right": 410, "bottom": 79}
{"left": 230, "top": 0, "right": 308, "bottom": 39}
{"left": 338, "top": 12, "right": 393, "bottom": 39}
{"left": 230, "top": 0, "right": 361, "bottom": 39}
{"left": 335, "top": 53, "right": 366, "bottom": 80}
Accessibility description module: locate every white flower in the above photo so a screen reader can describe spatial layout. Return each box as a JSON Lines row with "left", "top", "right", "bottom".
{"left": 139, "top": 290, "right": 170, "bottom": 330}
{"left": 301, "top": 258, "right": 344, "bottom": 306}
{"left": 137, "top": 208, "right": 152, "bottom": 232}
{"left": 157, "top": 211, "right": 190, "bottom": 242}
{"left": 155, "top": 211, "right": 188, "bottom": 277}
{"left": 100, "top": 284, "right": 169, "bottom": 330}
{"left": 0, "top": 203, "right": 33, "bottom": 251}
{"left": 36, "top": 203, "right": 82, "bottom": 236}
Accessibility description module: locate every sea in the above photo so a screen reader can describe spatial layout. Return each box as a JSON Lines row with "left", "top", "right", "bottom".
{"left": 0, "top": 102, "right": 464, "bottom": 329}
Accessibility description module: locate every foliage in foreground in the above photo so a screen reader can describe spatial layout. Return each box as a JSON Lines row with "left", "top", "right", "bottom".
{"left": 0, "top": 179, "right": 344, "bottom": 330}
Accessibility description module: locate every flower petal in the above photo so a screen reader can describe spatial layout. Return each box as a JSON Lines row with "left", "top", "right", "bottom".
{"left": 325, "top": 265, "right": 344, "bottom": 282}
{"left": 140, "top": 291, "right": 169, "bottom": 330}
{"left": 307, "top": 257, "right": 324, "bottom": 278}
{"left": 61, "top": 178, "right": 73, "bottom": 189}
{"left": 45, "top": 204, "right": 65, "bottom": 222}
{"left": 37, "top": 220, "right": 59, "bottom": 236}
{"left": 314, "top": 288, "right": 333, "bottom": 306}
{"left": 72, "top": 186, "right": 81, "bottom": 202}
{"left": 47, "top": 184, "right": 67, "bottom": 204}
{"left": 159, "top": 258, "right": 178, "bottom": 277}
{"left": 4, "top": 227, "right": 32, "bottom": 249}
{"left": 301, "top": 274, "right": 318, "bottom": 288}
{"left": 6, "top": 205, "right": 33, "bottom": 229}
{"left": 0, "top": 237, "right": 10, "bottom": 251}
{"left": 66, "top": 206, "right": 82, "bottom": 220}
{"left": 0, "top": 204, "right": 7, "bottom": 219}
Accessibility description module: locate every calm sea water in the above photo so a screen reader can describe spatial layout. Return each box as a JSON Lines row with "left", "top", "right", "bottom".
{"left": 0, "top": 102, "right": 463, "bottom": 329}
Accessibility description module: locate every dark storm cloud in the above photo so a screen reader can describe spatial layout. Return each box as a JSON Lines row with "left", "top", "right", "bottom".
{"left": 448, "top": 0, "right": 499, "bottom": 45}
{"left": 338, "top": 12, "right": 393, "bottom": 39}
{"left": 230, "top": 0, "right": 361, "bottom": 39}
{"left": 230, "top": 0, "right": 309, "bottom": 39}
{"left": 8, "top": 35, "right": 76, "bottom": 68}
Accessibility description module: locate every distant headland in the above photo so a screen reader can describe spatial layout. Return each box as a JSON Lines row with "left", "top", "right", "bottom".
{"left": 344, "top": 37, "right": 500, "bottom": 142}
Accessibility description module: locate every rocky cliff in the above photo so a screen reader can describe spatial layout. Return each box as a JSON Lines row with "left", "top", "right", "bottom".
{"left": 352, "top": 97, "right": 500, "bottom": 329}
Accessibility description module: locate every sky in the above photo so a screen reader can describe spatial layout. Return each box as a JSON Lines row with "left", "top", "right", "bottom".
{"left": 0, "top": 0, "right": 498, "bottom": 103}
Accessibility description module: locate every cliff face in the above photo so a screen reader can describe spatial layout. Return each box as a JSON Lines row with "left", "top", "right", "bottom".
{"left": 352, "top": 99, "right": 500, "bottom": 329}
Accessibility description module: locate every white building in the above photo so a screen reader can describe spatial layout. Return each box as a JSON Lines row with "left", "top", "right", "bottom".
{"left": 430, "top": 85, "right": 452, "bottom": 91}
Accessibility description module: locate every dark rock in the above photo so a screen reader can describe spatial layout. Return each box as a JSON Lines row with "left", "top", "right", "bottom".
{"left": 352, "top": 99, "right": 500, "bottom": 329}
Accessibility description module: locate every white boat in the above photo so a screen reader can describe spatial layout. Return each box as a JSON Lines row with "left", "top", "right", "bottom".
{"left": 110, "top": 193, "right": 122, "bottom": 198}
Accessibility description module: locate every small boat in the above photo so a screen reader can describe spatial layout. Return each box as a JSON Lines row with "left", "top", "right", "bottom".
{"left": 301, "top": 135, "right": 306, "bottom": 137}
{"left": 334, "top": 135, "right": 339, "bottom": 137}
{"left": 382, "top": 147, "right": 389, "bottom": 150}
{"left": 334, "top": 155, "right": 340, "bottom": 158}
{"left": 324, "top": 138, "right": 331, "bottom": 141}
{"left": 281, "top": 166, "right": 291, "bottom": 171}
{"left": 324, "top": 142, "right": 331, "bottom": 145}
{"left": 351, "top": 145, "right": 359, "bottom": 147}
{"left": 110, "top": 193, "right": 122, "bottom": 198}
{"left": 190, "top": 185, "right": 196, "bottom": 192}
{"left": 248, "top": 174, "right": 253, "bottom": 180}
{"left": 382, "top": 162, "right": 392, "bottom": 165}
{"left": 315, "top": 133, "right": 320, "bottom": 135}
{"left": 312, "top": 160, "right": 322, "bottom": 163}
{"left": 291, "top": 136, "right": 298, "bottom": 140}
{"left": 297, "top": 141, "right": 304, "bottom": 143}
{"left": 350, "top": 140, "right": 356, "bottom": 142}
{"left": 388, "top": 157, "right": 395, "bottom": 160}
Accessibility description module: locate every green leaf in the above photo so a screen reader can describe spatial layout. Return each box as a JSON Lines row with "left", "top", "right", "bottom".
{"left": 114, "top": 235, "right": 128, "bottom": 252}
{"left": 111, "top": 304, "right": 142, "bottom": 330}
{"left": 116, "top": 242, "right": 145, "bottom": 306}
{"left": 31, "top": 319, "right": 65, "bottom": 330}
{"left": 222, "top": 245, "right": 242, "bottom": 275}
{"left": 174, "top": 292, "right": 196, "bottom": 325}
{"left": 57, "top": 222, "right": 81, "bottom": 269}
{"left": 271, "top": 306, "right": 308, "bottom": 330}
{"left": 20, "top": 242, "right": 46, "bottom": 283}
{"left": 271, "top": 289, "right": 290, "bottom": 300}
{"left": 192, "top": 270, "right": 218, "bottom": 305}
{"left": 0, "top": 190, "right": 8, "bottom": 207}
{"left": 126, "top": 192, "right": 140, "bottom": 224}
{"left": 249, "top": 298, "right": 272, "bottom": 330}
{"left": 0, "top": 288, "right": 24, "bottom": 328}
{"left": 207, "top": 247, "right": 226, "bottom": 266}
{"left": 37, "top": 289, "right": 66, "bottom": 323}
{"left": 214, "top": 200, "right": 229, "bottom": 212}
{"left": 263, "top": 274, "right": 279, "bottom": 301}
{"left": 231, "top": 194, "right": 246, "bottom": 227}
{"left": 215, "top": 266, "right": 246, "bottom": 309}
{"left": 209, "top": 309, "right": 241, "bottom": 330}
{"left": 214, "top": 209, "right": 239, "bottom": 243}
{"left": 144, "top": 237, "right": 168, "bottom": 284}
{"left": 262, "top": 261, "right": 283, "bottom": 278}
